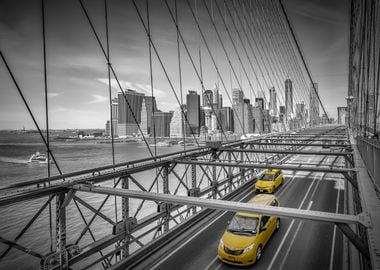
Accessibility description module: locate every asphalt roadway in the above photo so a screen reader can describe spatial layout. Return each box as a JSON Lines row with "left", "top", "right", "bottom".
{"left": 135, "top": 147, "right": 347, "bottom": 270}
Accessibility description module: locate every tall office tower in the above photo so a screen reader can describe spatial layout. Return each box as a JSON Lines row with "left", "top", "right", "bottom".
{"left": 118, "top": 89, "right": 145, "bottom": 137}
{"left": 255, "top": 98, "right": 265, "bottom": 110}
{"left": 105, "top": 120, "right": 111, "bottom": 136}
{"left": 217, "top": 107, "right": 234, "bottom": 132}
{"left": 309, "top": 82, "right": 320, "bottom": 126}
{"left": 186, "top": 90, "right": 201, "bottom": 135}
{"left": 106, "top": 97, "right": 119, "bottom": 137}
{"left": 285, "top": 79, "right": 293, "bottom": 117}
{"left": 145, "top": 96, "right": 157, "bottom": 135}
{"left": 269, "top": 87, "right": 278, "bottom": 116}
{"left": 170, "top": 105, "right": 186, "bottom": 137}
{"left": 233, "top": 99, "right": 253, "bottom": 135}
{"left": 153, "top": 111, "right": 173, "bottom": 137}
{"left": 279, "top": 105, "right": 286, "bottom": 123}
{"left": 232, "top": 88, "right": 244, "bottom": 105}
{"left": 213, "top": 85, "right": 219, "bottom": 109}
{"left": 203, "top": 89, "right": 213, "bottom": 107}
{"left": 218, "top": 94, "right": 223, "bottom": 109}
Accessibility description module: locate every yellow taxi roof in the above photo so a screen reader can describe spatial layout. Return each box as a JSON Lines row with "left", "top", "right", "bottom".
{"left": 262, "top": 169, "right": 279, "bottom": 175}
{"left": 236, "top": 194, "right": 277, "bottom": 217}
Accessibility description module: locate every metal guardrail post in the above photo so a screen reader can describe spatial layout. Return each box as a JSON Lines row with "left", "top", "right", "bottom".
{"left": 228, "top": 151, "right": 233, "bottom": 192}
{"left": 122, "top": 176, "right": 129, "bottom": 258}
{"left": 191, "top": 163, "right": 197, "bottom": 215}
{"left": 211, "top": 150, "right": 218, "bottom": 199}
{"left": 56, "top": 192, "right": 68, "bottom": 269}
{"left": 240, "top": 145, "right": 245, "bottom": 184}
{"left": 163, "top": 165, "right": 170, "bottom": 233}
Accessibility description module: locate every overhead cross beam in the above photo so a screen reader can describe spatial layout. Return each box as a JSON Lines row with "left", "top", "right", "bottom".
{"left": 72, "top": 184, "right": 368, "bottom": 227}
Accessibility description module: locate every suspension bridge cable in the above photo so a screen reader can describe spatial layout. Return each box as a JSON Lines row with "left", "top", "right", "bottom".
{"left": 163, "top": 0, "right": 231, "bottom": 142}
{"left": 267, "top": 0, "right": 311, "bottom": 106}
{"left": 198, "top": 0, "right": 255, "bottom": 104}
{"left": 277, "top": 0, "right": 331, "bottom": 123}
{"left": 40, "top": 0, "right": 54, "bottom": 253}
{"left": 257, "top": 0, "right": 306, "bottom": 108}
{"left": 174, "top": 0, "right": 187, "bottom": 150}
{"left": 183, "top": 0, "right": 247, "bottom": 136}
{"left": 131, "top": 0, "right": 201, "bottom": 146}
{"left": 78, "top": 0, "right": 156, "bottom": 155}
{"left": 227, "top": 0, "right": 279, "bottom": 102}
{"left": 146, "top": 0, "right": 157, "bottom": 157}
{"left": 240, "top": 0, "right": 288, "bottom": 106}
{"left": 104, "top": 0, "right": 119, "bottom": 225}
{"left": 235, "top": 0, "right": 286, "bottom": 107}
{"left": 213, "top": 0, "right": 262, "bottom": 101}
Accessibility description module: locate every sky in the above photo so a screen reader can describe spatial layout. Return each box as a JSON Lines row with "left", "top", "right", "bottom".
{"left": 0, "top": 0, "right": 349, "bottom": 130}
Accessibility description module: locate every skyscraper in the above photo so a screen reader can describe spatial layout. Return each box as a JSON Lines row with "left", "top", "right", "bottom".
{"left": 186, "top": 90, "right": 201, "bottom": 135}
{"left": 203, "top": 89, "right": 213, "bottom": 107}
{"left": 170, "top": 105, "right": 186, "bottom": 137}
{"left": 217, "top": 107, "right": 234, "bottom": 132}
{"left": 309, "top": 82, "right": 320, "bottom": 126}
{"left": 269, "top": 87, "right": 278, "bottom": 116}
{"left": 118, "top": 89, "right": 144, "bottom": 137}
{"left": 213, "top": 85, "right": 219, "bottom": 109}
{"left": 140, "top": 96, "right": 157, "bottom": 135}
{"left": 232, "top": 88, "right": 244, "bottom": 105}
{"left": 255, "top": 97, "right": 265, "bottom": 110}
{"left": 153, "top": 111, "right": 173, "bottom": 137}
{"left": 285, "top": 79, "right": 293, "bottom": 117}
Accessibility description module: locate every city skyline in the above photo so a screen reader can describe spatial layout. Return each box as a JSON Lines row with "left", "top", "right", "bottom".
{"left": 0, "top": 0, "right": 349, "bottom": 129}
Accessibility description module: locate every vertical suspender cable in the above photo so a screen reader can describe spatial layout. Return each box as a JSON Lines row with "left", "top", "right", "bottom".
{"left": 41, "top": 0, "right": 53, "bottom": 253}
{"left": 146, "top": 0, "right": 157, "bottom": 158}
{"left": 278, "top": 0, "right": 331, "bottom": 123}
{"left": 104, "top": 0, "right": 118, "bottom": 224}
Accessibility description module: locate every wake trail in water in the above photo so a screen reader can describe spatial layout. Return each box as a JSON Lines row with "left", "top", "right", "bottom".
{"left": 0, "top": 157, "right": 29, "bottom": 164}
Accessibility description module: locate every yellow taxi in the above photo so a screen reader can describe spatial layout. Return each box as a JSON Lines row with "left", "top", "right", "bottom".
{"left": 218, "top": 194, "right": 280, "bottom": 266}
{"left": 254, "top": 169, "right": 283, "bottom": 193}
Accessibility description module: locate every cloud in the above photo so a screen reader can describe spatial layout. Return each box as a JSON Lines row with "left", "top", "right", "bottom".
{"left": 47, "top": 92, "right": 61, "bottom": 98}
{"left": 96, "top": 78, "right": 167, "bottom": 98}
{"left": 87, "top": 95, "right": 108, "bottom": 104}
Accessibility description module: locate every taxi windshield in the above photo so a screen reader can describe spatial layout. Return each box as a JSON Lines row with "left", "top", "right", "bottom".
{"left": 260, "top": 174, "right": 275, "bottom": 181}
{"left": 227, "top": 215, "right": 259, "bottom": 235}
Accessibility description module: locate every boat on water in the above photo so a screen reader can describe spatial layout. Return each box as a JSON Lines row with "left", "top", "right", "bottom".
{"left": 150, "top": 141, "right": 171, "bottom": 147}
{"left": 28, "top": 152, "right": 50, "bottom": 164}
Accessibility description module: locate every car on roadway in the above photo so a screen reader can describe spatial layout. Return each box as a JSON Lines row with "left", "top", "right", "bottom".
{"left": 322, "top": 140, "right": 332, "bottom": 148}
{"left": 254, "top": 169, "right": 283, "bottom": 194}
{"left": 217, "top": 194, "right": 280, "bottom": 266}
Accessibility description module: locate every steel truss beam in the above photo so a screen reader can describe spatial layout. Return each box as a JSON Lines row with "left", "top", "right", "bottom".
{"left": 220, "top": 148, "right": 353, "bottom": 156}
{"left": 244, "top": 142, "right": 350, "bottom": 147}
{"left": 176, "top": 160, "right": 355, "bottom": 174}
{"left": 72, "top": 184, "right": 369, "bottom": 227}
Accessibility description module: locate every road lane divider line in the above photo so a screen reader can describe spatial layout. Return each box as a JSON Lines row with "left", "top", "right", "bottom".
{"left": 329, "top": 185, "right": 341, "bottom": 270}
{"left": 267, "top": 173, "right": 321, "bottom": 270}
{"left": 278, "top": 200, "right": 314, "bottom": 269}
{"left": 150, "top": 191, "right": 255, "bottom": 270}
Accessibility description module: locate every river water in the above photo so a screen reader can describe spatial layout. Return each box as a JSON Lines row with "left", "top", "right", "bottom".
{"left": 0, "top": 132, "right": 195, "bottom": 269}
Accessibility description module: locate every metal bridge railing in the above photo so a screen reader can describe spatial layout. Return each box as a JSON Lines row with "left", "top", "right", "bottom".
{"left": 356, "top": 136, "right": 380, "bottom": 192}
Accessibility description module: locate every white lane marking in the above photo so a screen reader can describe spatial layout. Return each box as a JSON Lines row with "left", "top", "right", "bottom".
{"left": 278, "top": 201, "right": 313, "bottom": 269}
{"left": 329, "top": 186, "right": 341, "bottom": 270}
{"left": 204, "top": 257, "right": 218, "bottom": 270}
{"left": 204, "top": 172, "right": 300, "bottom": 270}
{"left": 267, "top": 173, "right": 321, "bottom": 270}
{"left": 150, "top": 191, "right": 254, "bottom": 270}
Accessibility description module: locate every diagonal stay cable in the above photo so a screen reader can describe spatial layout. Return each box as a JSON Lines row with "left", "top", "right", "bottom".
{"left": 163, "top": 0, "right": 230, "bottom": 142}
{"left": 131, "top": 0, "right": 201, "bottom": 147}
{"left": 183, "top": 0, "right": 247, "bottom": 137}
{"left": 77, "top": 0, "right": 155, "bottom": 155}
